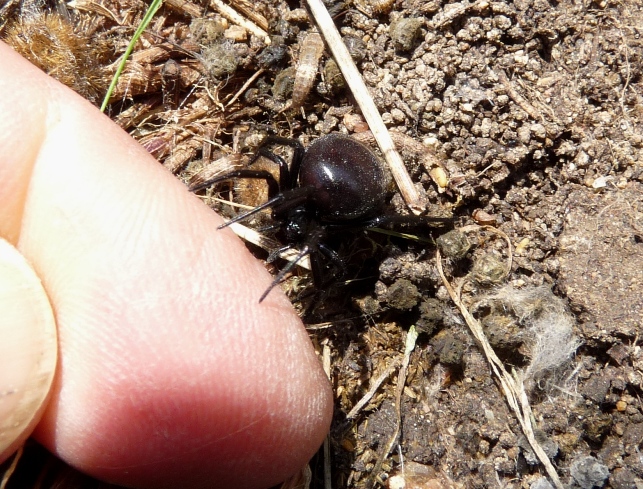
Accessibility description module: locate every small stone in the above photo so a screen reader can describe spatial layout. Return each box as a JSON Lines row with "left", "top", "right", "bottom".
{"left": 570, "top": 456, "right": 609, "bottom": 488}
{"left": 432, "top": 329, "right": 465, "bottom": 366}
{"left": 472, "top": 253, "right": 507, "bottom": 284}
{"left": 224, "top": 25, "right": 247, "bottom": 42}
{"left": 531, "top": 123, "right": 547, "bottom": 139}
{"left": 343, "top": 36, "right": 367, "bottom": 63}
{"left": 271, "top": 67, "right": 296, "bottom": 99}
{"left": 472, "top": 208, "right": 497, "bottom": 225}
{"left": 390, "top": 108, "right": 406, "bottom": 123}
{"left": 581, "top": 374, "right": 611, "bottom": 404}
{"left": 323, "top": 59, "right": 346, "bottom": 94}
{"left": 530, "top": 477, "right": 554, "bottom": 489}
{"left": 386, "top": 279, "right": 420, "bottom": 310}
{"left": 436, "top": 229, "right": 471, "bottom": 259}
{"left": 390, "top": 17, "right": 424, "bottom": 51}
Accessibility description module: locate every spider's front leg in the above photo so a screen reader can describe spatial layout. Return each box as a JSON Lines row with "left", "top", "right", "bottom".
{"left": 189, "top": 169, "right": 279, "bottom": 195}
{"left": 189, "top": 169, "right": 283, "bottom": 229}
{"left": 189, "top": 135, "right": 305, "bottom": 196}
{"left": 248, "top": 136, "right": 305, "bottom": 191}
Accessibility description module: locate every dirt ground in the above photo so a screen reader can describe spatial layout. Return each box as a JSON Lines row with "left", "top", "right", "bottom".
{"left": 1, "top": 0, "right": 642, "bottom": 487}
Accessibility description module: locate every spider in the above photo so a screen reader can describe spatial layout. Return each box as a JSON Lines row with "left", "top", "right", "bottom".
{"left": 190, "top": 133, "right": 452, "bottom": 302}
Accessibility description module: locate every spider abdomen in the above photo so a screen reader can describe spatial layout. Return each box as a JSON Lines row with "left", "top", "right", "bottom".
{"left": 298, "top": 134, "right": 388, "bottom": 221}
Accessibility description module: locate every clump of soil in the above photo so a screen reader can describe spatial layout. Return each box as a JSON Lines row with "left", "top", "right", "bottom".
{"left": 2, "top": 0, "right": 642, "bottom": 487}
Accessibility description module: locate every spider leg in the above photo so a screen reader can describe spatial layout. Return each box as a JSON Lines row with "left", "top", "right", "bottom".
{"left": 258, "top": 225, "right": 331, "bottom": 303}
{"left": 297, "top": 241, "right": 349, "bottom": 319}
{"left": 312, "top": 242, "right": 347, "bottom": 287}
{"left": 259, "top": 240, "right": 314, "bottom": 303}
{"left": 253, "top": 222, "right": 282, "bottom": 234}
{"left": 271, "top": 186, "right": 314, "bottom": 216}
{"left": 192, "top": 136, "right": 304, "bottom": 196}
{"left": 247, "top": 136, "right": 305, "bottom": 191}
{"left": 245, "top": 148, "right": 291, "bottom": 190}
{"left": 217, "top": 186, "right": 314, "bottom": 229}
{"left": 217, "top": 193, "right": 285, "bottom": 229}
{"left": 266, "top": 244, "right": 295, "bottom": 264}
{"left": 189, "top": 169, "right": 280, "bottom": 197}
{"left": 355, "top": 214, "right": 454, "bottom": 229}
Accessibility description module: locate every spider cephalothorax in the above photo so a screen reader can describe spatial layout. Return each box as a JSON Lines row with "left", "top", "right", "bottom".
{"left": 191, "top": 133, "right": 451, "bottom": 302}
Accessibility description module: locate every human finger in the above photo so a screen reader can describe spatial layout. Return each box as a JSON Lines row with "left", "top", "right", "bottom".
{"left": 0, "top": 41, "right": 332, "bottom": 489}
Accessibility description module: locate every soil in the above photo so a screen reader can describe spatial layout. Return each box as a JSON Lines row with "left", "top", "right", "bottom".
{"left": 1, "top": 0, "right": 642, "bottom": 488}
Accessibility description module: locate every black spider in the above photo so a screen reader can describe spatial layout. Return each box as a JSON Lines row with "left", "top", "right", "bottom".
{"left": 190, "top": 133, "right": 452, "bottom": 302}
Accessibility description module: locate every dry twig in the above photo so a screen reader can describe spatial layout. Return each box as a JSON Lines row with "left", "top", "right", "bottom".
{"left": 367, "top": 327, "right": 418, "bottom": 488}
{"left": 227, "top": 222, "right": 311, "bottom": 269}
{"left": 430, "top": 0, "right": 490, "bottom": 28}
{"left": 209, "top": 0, "right": 270, "bottom": 44}
{"left": 496, "top": 69, "right": 544, "bottom": 123}
{"left": 227, "top": 0, "right": 269, "bottom": 31}
{"left": 345, "top": 360, "right": 400, "bottom": 421}
{"left": 164, "top": 0, "right": 202, "bottom": 18}
{"left": 436, "top": 236, "right": 564, "bottom": 489}
{"left": 0, "top": 447, "right": 22, "bottom": 489}
{"left": 225, "top": 68, "right": 265, "bottom": 107}
{"left": 305, "top": 0, "right": 424, "bottom": 213}
{"left": 322, "top": 343, "right": 332, "bottom": 489}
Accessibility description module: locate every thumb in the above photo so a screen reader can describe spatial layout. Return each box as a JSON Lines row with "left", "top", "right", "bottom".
{"left": 0, "top": 238, "right": 57, "bottom": 463}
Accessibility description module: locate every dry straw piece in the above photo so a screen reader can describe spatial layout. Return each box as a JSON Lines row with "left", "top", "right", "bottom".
{"left": 436, "top": 226, "right": 579, "bottom": 489}
{"left": 305, "top": 0, "right": 424, "bottom": 213}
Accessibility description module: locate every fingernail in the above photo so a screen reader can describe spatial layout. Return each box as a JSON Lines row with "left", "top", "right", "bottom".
{"left": 0, "top": 238, "right": 57, "bottom": 462}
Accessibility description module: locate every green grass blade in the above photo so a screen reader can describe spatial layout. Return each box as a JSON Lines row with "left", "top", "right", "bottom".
{"left": 100, "top": 0, "right": 164, "bottom": 112}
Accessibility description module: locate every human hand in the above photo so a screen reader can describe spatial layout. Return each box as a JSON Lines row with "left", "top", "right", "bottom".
{"left": 0, "top": 41, "right": 332, "bottom": 488}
